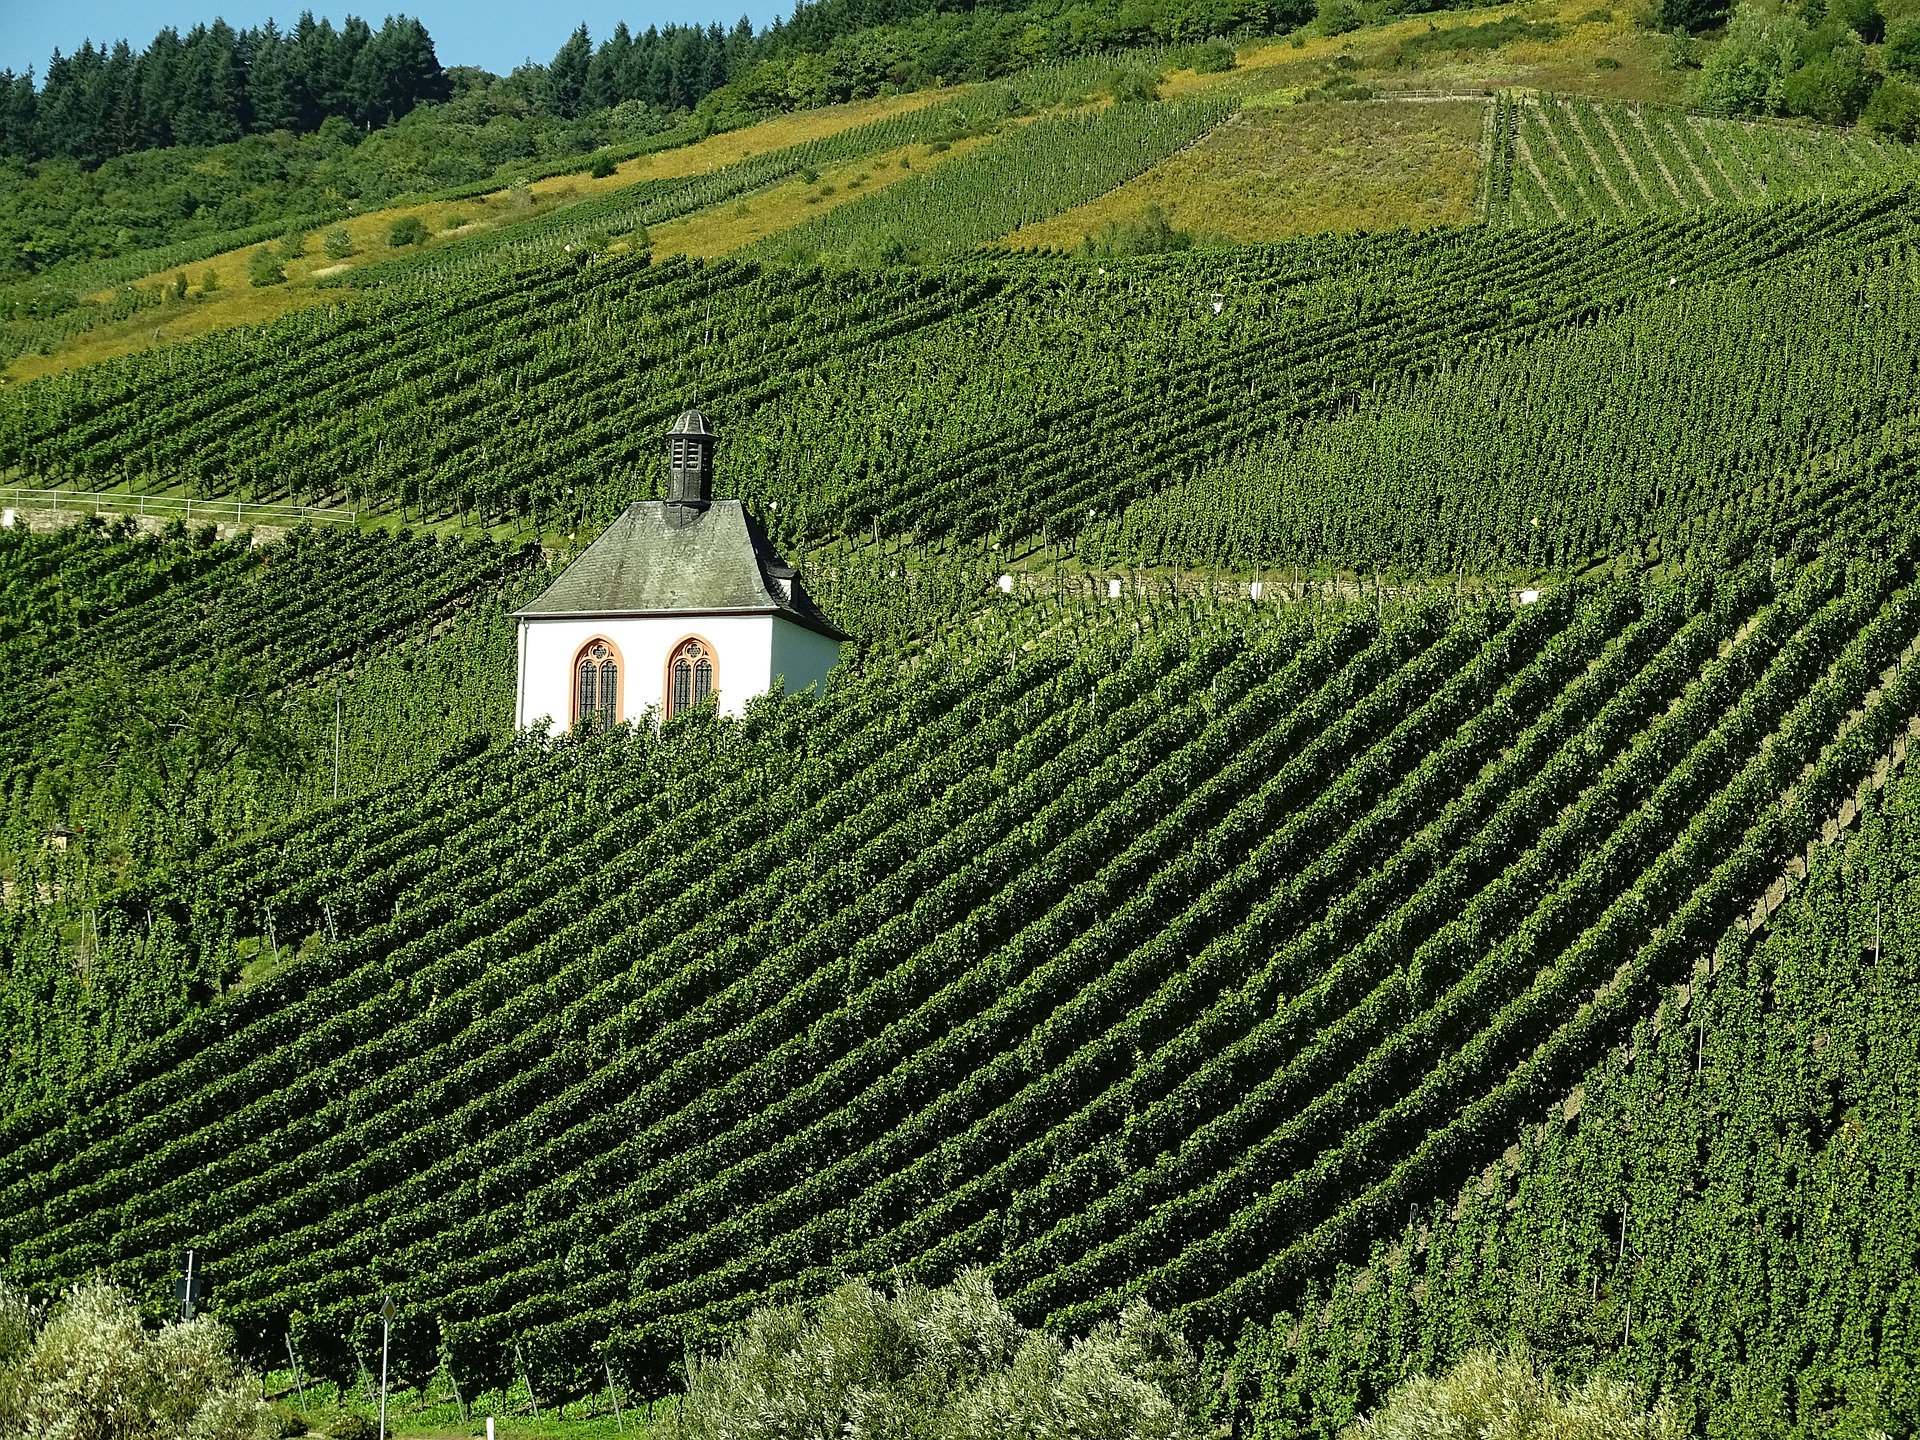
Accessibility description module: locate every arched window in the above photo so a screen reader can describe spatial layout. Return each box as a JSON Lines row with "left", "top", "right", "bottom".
{"left": 572, "top": 638, "right": 620, "bottom": 727}
{"left": 666, "top": 637, "right": 716, "bottom": 718}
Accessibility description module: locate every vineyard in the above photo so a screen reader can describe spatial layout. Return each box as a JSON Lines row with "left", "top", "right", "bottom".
{"left": 1228, "top": 758, "right": 1920, "bottom": 1437}
{"left": 0, "top": 548, "right": 1915, "bottom": 1424}
{"left": 6, "top": 14, "right": 1920, "bottom": 1430}
{"left": 8, "top": 187, "right": 1920, "bottom": 579}
{"left": 1487, "top": 94, "right": 1920, "bottom": 225}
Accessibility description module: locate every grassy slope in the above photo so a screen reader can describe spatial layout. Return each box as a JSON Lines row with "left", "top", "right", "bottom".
{"left": 1004, "top": 97, "right": 1487, "bottom": 247}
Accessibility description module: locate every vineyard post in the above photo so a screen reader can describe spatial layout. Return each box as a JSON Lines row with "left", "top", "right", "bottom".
{"left": 284, "top": 1333, "right": 306, "bottom": 1413}
{"left": 178, "top": 1249, "right": 197, "bottom": 1320}
{"left": 377, "top": 1296, "right": 394, "bottom": 1440}
{"left": 517, "top": 1341, "right": 541, "bottom": 1417}
{"left": 333, "top": 683, "right": 343, "bottom": 801}
{"left": 605, "top": 1359, "right": 624, "bottom": 1431}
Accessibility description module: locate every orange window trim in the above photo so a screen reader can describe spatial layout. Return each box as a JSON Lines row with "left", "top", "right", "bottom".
{"left": 570, "top": 635, "right": 626, "bottom": 726}
{"left": 664, "top": 634, "right": 720, "bottom": 719}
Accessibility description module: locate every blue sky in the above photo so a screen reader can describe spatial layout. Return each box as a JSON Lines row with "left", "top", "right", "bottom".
{"left": 0, "top": 0, "right": 790, "bottom": 79}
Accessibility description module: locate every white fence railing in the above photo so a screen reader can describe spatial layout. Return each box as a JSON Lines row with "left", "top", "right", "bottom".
{"left": 0, "top": 487, "right": 356, "bottom": 527}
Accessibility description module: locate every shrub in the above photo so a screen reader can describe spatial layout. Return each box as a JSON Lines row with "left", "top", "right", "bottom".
{"left": 590, "top": 152, "right": 618, "bottom": 178}
{"left": 1656, "top": 0, "right": 1729, "bottom": 33}
{"left": 0, "top": 1279, "right": 275, "bottom": 1440}
{"left": 199, "top": 270, "right": 219, "bottom": 294}
{"left": 1695, "top": 0, "right": 1806, "bottom": 112}
{"left": 171, "top": 271, "right": 190, "bottom": 299}
{"left": 247, "top": 248, "right": 286, "bottom": 287}
{"left": 1885, "top": 14, "right": 1920, "bottom": 73}
{"left": 1188, "top": 38, "right": 1238, "bottom": 71}
{"left": 321, "top": 226, "right": 355, "bottom": 259}
{"left": 276, "top": 230, "right": 308, "bottom": 260}
{"left": 443, "top": 213, "right": 468, "bottom": 231}
{"left": 1828, "top": 0, "right": 1884, "bottom": 41}
{"left": 1779, "top": 45, "right": 1875, "bottom": 121}
{"left": 387, "top": 215, "right": 429, "bottom": 247}
{"left": 1863, "top": 73, "right": 1920, "bottom": 134}
{"left": 651, "top": 1270, "right": 1205, "bottom": 1440}
{"left": 1345, "top": 1348, "right": 1679, "bottom": 1440}
{"left": 1109, "top": 67, "right": 1163, "bottom": 102}
{"left": 1319, "top": 0, "right": 1365, "bottom": 32}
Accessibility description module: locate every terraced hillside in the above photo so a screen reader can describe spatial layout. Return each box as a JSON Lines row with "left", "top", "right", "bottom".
{"left": 1, "top": 553, "right": 1914, "bottom": 1409}
{"left": 7, "top": 187, "right": 1920, "bottom": 579}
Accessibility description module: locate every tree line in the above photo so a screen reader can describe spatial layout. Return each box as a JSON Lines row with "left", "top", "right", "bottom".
{"left": 3, "top": 0, "right": 1295, "bottom": 173}
{"left": 0, "top": 13, "right": 451, "bottom": 166}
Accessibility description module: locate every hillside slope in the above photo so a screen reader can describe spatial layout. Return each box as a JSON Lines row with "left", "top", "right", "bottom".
{"left": 8, "top": 185, "right": 1920, "bottom": 582}
{"left": 1230, "top": 756, "right": 1920, "bottom": 1438}
{"left": 1, "top": 555, "right": 1914, "bottom": 1410}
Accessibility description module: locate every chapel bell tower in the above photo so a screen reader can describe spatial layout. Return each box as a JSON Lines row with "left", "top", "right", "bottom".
{"left": 667, "top": 408, "right": 717, "bottom": 526}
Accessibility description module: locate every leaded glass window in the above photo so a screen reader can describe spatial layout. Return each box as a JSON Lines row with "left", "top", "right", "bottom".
{"left": 667, "top": 638, "right": 714, "bottom": 718}
{"left": 574, "top": 640, "right": 619, "bottom": 726}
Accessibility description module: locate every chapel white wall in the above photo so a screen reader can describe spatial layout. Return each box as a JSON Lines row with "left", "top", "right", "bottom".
{"left": 770, "top": 617, "right": 843, "bottom": 698}
{"left": 519, "top": 614, "right": 772, "bottom": 726}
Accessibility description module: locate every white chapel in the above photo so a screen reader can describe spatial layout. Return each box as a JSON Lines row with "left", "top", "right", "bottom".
{"left": 514, "top": 410, "right": 848, "bottom": 729}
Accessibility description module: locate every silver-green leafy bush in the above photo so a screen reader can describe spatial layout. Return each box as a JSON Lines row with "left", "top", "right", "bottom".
{"left": 652, "top": 1268, "right": 1205, "bottom": 1440}
{"left": 1344, "top": 1348, "right": 1679, "bottom": 1440}
{"left": 0, "top": 1280, "right": 275, "bottom": 1440}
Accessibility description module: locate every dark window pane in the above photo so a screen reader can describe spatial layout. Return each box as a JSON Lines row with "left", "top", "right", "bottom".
{"left": 694, "top": 658, "right": 713, "bottom": 703}
{"left": 601, "top": 661, "right": 617, "bottom": 722}
{"left": 673, "top": 658, "right": 692, "bottom": 714}
{"left": 578, "top": 660, "right": 597, "bottom": 721}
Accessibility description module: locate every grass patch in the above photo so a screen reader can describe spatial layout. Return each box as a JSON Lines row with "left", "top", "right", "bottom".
{"left": 1000, "top": 97, "right": 1484, "bottom": 249}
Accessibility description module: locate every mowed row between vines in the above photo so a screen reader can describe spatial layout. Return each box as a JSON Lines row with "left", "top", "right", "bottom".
{"left": 0, "top": 550, "right": 1914, "bottom": 1397}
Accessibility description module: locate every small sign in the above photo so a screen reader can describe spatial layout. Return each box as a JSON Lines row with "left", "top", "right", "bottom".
{"left": 379, "top": 1295, "right": 395, "bottom": 1322}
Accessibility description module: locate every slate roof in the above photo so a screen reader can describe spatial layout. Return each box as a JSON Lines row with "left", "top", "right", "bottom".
{"left": 515, "top": 500, "right": 850, "bottom": 641}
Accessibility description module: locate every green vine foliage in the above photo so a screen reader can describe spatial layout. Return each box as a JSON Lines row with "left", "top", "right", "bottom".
{"left": 0, "top": 551, "right": 1914, "bottom": 1419}
{"left": 1225, "top": 764, "right": 1920, "bottom": 1440}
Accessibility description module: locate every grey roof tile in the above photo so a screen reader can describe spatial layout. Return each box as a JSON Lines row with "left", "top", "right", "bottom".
{"left": 515, "top": 501, "right": 849, "bottom": 641}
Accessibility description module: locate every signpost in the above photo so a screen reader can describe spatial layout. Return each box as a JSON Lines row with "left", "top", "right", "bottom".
{"left": 377, "top": 1296, "right": 394, "bottom": 1440}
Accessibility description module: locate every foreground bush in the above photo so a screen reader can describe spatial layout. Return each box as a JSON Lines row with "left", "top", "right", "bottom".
{"left": 1345, "top": 1349, "right": 1679, "bottom": 1440}
{"left": 653, "top": 1269, "right": 1206, "bottom": 1440}
{"left": 0, "top": 1280, "right": 275, "bottom": 1440}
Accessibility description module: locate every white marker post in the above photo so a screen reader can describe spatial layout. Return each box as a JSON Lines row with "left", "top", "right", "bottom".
{"left": 377, "top": 1296, "right": 395, "bottom": 1440}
